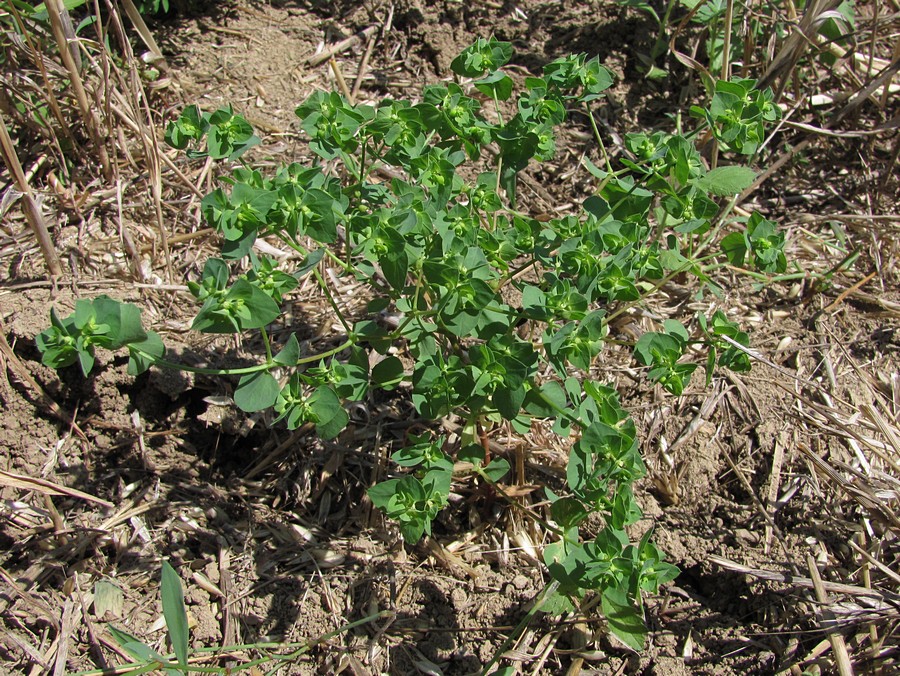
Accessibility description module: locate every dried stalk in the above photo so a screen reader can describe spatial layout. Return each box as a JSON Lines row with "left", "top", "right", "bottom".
{"left": 43, "top": 0, "right": 111, "bottom": 179}
{"left": 0, "top": 110, "right": 62, "bottom": 276}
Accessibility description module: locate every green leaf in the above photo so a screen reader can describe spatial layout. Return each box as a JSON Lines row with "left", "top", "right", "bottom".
{"left": 228, "top": 280, "right": 282, "bottom": 330}
{"left": 78, "top": 349, "right": 95, "bottom": 377}
{"left": 720, "top": 231, "right": 748, "bottom": 267}
{"left": 371, "top": 356, "right": 405, "bottom": 390}
{"left": 474, "top": 70, "right": 514, "bottom": 101}
{"left": 697, "top": 165, "right": 757, "bottom": 196}
{"left": 309, "top": 386, "right": 349, "bottom": 439}
{"left": 662, "top": 319, "right": 690, "bottom": 344}
{"left": 601, "top": 587, "right": 646, "bottom": 651}
{"left": 234, "top": 371, "right": 280, "bottom": 412}
{"left": 458, "top": 443, "right": 486, "bottom": 468}
{"left": 481, "top": 458, "right": 510, "bottom": 483}
{"left": 92, "top": 296, "right": 148, "bottom": 348}
{"left": 581, "top": 155, "right": 608, "bottom": 180}
{"left": 524, "top": 380, "right": 567, "bottom": 418}
{"left": 380, "top": 249, "right": 410, "bottom": 290}
{"left": 273, "top": 334, "right": 301, "bottom": 366}
{"left": 164, "top": 104, "right": 208, "bottom": 150}
{"left": 450, "top": 37, "right": 512, "bottom": 77}
{"left": 493, "top": 386, "right": 526, "bottom": 421}
{"left": 296, "top": 248, "right": 325, "bottom": 276}
{"left": 127, "top": 331, "right": 165, "bottom": 376}
{"left": 160, "top": 561, "right": 189, "bottom": 668}
{"left": 367, "top": 479, "right": 400, "bottom": 512}
{"left": 221, "top": 231, "right": 257, "bottom": 260}
{"left": 107, "top": 625, "right": 169, "bottom": 666}
{"left": 192, "top": 276, "right": 282, "bottom": 334}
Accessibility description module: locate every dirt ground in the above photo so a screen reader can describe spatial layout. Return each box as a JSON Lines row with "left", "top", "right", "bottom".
{"left": 1, "top": 0, "right": 899, "bottom": 674}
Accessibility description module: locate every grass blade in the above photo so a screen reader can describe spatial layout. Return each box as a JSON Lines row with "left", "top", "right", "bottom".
{"left": 160, "top": 561, "right": 189, "bottom": 669}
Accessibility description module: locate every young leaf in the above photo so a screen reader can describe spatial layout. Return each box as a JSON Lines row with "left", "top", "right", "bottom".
{"left": 234, "top": 371, "right": 280, "bottom": 412}
{"left": 160, "top": 561, "right": 189, "bottom": 669}
{"left": 107, "top": 625, "right": 176, "bottom": 672}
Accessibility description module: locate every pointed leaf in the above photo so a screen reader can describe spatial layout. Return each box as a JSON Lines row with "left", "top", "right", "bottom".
{"left": 482, "top": 457, "right": 510, "bottom": 483}
{"left": 273, "top": 334, "right": 300, "bottom": 366}
{"left": 160, "top": 561, "right": 189, "bottom": 668}
{"left": 296, "top": 248, "right": 325, "bottom": 276}
{"left": 107, "top": 625, "right": 162, "bottom": 663}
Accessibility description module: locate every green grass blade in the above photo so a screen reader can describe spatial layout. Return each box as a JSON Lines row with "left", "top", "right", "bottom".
{"left": 160, "top": 561, "right": 189, "bottom": 669}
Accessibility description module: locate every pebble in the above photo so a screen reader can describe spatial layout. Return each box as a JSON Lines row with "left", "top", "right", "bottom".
{"left": 512, "top": 574, "right": 529, "bottom": 590}
{"left": 735, "top": 528, "right": 760, "bottom": 545}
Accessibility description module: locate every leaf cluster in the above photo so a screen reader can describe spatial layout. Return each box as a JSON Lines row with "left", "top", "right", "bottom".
{"left": 35, "top": 296, "right": 163, "bottom": 377}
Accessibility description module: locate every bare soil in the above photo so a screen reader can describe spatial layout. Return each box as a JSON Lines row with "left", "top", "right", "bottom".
{"left": 2, "top": 1, "right": 899, "bottom": 674}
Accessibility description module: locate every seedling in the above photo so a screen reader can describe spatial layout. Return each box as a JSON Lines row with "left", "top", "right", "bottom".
{"left": 39, "top": 40, "right": 790, "bottom": 651}
{"left": 77, "top": 561, "right": 390, "bottom": 675}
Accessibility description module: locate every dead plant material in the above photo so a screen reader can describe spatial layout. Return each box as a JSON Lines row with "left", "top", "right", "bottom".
{"left": 0, "top": 111, "right": 61, "bottom": 275}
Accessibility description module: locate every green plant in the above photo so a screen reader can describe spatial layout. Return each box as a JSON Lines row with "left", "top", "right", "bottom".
{"left": 620, "top": 0, "right": 857, "bottom": 83}
{"left": 106, "top": 560, "right": 190, "bottom": 675}
{"left": 38, "top": 39, "right": 790, "bottom": 651}
{"left": 80, "top": 561, "right": 389, "bottom": 675}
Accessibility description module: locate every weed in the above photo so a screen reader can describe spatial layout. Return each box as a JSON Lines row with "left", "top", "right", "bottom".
{"left": 621, "top": 0, "right": 857, "bottom": 83}
{"left": 74, "top": 561, "right": 388, "bottom": 675}
{"left": 38, "top": 39, "right": 788, "bottom": 651}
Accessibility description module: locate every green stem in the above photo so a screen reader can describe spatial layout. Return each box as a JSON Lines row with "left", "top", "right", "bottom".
{"left": 130, "top": 337, "right": 355, "bottom": 376}
{"left": 130, "top": 354, "right": 271, "bottom": 376}
{"left": 585, "top": 102, "right": 612, "bottom": 175}
{"left": 295, "top": 338, "right": 355, "bottom": 366}
{"left": 496, "top": 256, "right": 540, "bottom": 290}
{"left": 313, "top": 268, "right": 352, "bottom": 334}
{"left": 492, "top": 92, "right": 504, "bottom": 127}
{"left": 260, "top": 326, "right": 272, "bottom": 363}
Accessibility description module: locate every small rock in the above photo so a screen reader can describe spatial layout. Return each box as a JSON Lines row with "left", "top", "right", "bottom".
{"left": 735, "top": 528, "right": 760, "bottom": 545}
{"left": 512, "top": 574, "right": 529, "bottom": 590}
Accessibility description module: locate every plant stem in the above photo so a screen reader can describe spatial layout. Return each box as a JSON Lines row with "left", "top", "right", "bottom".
{"left": 130, "top": 337, "right": 355, "bottom": 376}
{"left": 313, "top": 268, "right": 352, "bottom": 334}
{"left": 585, "top": 103, "right": 612, "bottom": 175}
{"left": 260, "top": 326, "right": 273, "bottom": 363}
